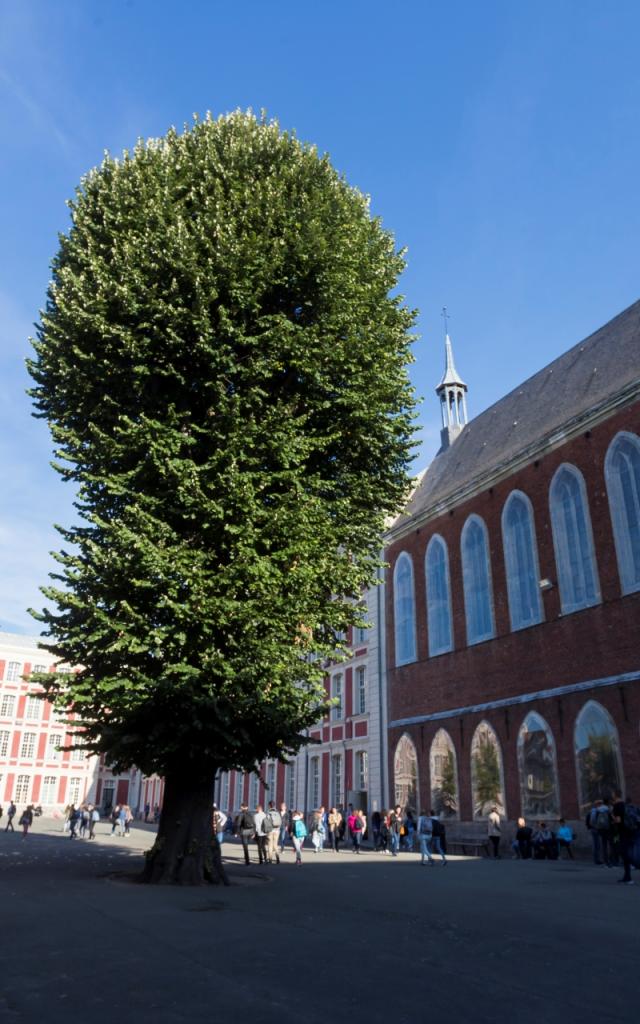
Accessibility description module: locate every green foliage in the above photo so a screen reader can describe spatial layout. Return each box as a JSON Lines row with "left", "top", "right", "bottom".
{"left": 472, "top": 738, "right": 502, "bottom": 815}
{"left": 437, "top": 750, "right": 458, "bottom": 816}
{"left": 27, "top": 111, "right": 416, "bottom": 780}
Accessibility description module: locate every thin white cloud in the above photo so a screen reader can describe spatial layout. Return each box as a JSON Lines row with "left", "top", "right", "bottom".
{"left": 0, "top": 67, "right": 74, "bottom": 157}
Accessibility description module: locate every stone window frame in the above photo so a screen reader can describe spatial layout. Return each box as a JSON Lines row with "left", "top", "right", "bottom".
{"left": 605, "top": 430, "right": 640, "bottom": 595}
{"left": 574, "top": 699, "right": 623, "bottom": 816}
{"left": 330, "top": 671, "right": 343, "bottom": 722}
{"left": 393, "top": 551, "right": 417, "bottom": 666}
{"left": 355, "top": 664, "right": 366, "bottom": 715}
{"left": 517, "top": 710, "right": 561, "bottom": 819}
{"left": 501, "top": 489, "right": 545, "bottom": 631}
{"left": 429, "top": 727, "right": 460, "bottom": 820}
{"left": 425, "top": 533, "right": 454, "bottom": 656}
{"left": 460, "top": 514, "right": 496, "bottom": 646}
{"left": 549, "top": 462, "right": 601, "bottom": 614}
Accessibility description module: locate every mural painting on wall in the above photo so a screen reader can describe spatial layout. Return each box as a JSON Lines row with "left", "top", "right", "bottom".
{"left": 430, "top": 728, "right": 459, "bottom": 818}
{"left": 394, "top": 734, "right": 418, "bottom": 813}
{"left": 574, "top": 701, "right": 623, "bottom": 815}
{"left": 471, "top": 721, "right": 506, "bottom": 818}
{"left": 517, "top": 712, "right": 560, "bottom": 818}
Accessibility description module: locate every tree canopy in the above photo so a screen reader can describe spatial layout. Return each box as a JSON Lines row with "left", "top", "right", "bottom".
{"left": 28, "top": 111, "right": 416, "bottom": 790}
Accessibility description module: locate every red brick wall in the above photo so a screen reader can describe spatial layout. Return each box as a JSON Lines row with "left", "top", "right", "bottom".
{"left": 385, "top": 400, "right": 640, "bottom": 819}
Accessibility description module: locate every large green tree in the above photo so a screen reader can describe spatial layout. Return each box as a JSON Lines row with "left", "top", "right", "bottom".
{"left": 28, "top": 111, "right": 416, "bottom": 884}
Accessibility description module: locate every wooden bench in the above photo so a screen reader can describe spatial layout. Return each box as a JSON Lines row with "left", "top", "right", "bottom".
{"left": 446, "top": 837, "right": 491, "bottom": 857}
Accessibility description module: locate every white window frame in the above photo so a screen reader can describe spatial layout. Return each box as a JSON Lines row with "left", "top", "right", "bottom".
{"left": 393, "top": 551, "right": 417, "bottom": 666}
{"left": 220, "top": 772, "right": 230, "bottom": 811}
{"left": 15, "top": 774, "right": 31, "bottom": 803}
{"left": 605, "top": 431, "right": 640, "bottom": 595}
{"left": 355, "top": 665, "right": 366, "bottom": 715}
{"left": 68, "top": 777, "right": 82, "bottom": 805}
{"left": 6, "top": 662, "right": 21, "bottom": 682}
{"left": 0, "top": 730, "right": 10, "bottom": 757}
{"left": 287, "top": 763, "right": 296, "bottom": 810}
{"left": 0, "top": 694, "right": 15, "bottom": 718}
{"left": 356, "top": 750, "right": 368, "bottom": 791}
{"left": 249, "top": 773, "right": 260, "bottom": 809}
{"left": 549, "top": 463, "right": 601, "bottom": 614}
{"left": 25, "top": 695, "right": 42, "bottom": 721}
{"left": 32, "top": 664, "right": 47, "bottom": 675}
{"left": 425, "top": 534, "right": 454, "bottom": 656}
{"left": 331, "top": 753, "right": 342, "bottom": 807}
{"left": 266, "top": 761, "right": 276, "bottom": 800}
{"left": 309, "top": 756, "right": 320, "bottom": 809}
{"left": 461, "top": 515, "right": 496, "bottom": 645}
{"left": 20, "top": 732, "right": 36, "bottom": 759}
{"left": 331, "top": 673, "right": 343, "bottom": 722}
{"left": 501, "top": 490, "right": 544, "bottom": 631}
{"left": 41, "top": 776, "right": 57, "bottom": 804}
{"left": 47, "top": 733, "right": 62, "bottom": 760}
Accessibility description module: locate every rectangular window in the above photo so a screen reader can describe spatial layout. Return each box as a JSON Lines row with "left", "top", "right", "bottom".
{"left": 220, "top": 772, "right": 230, "bottom": 811}
{"left": 287, "top": 763, "right": 296, "bottom": 810}
{"left": 331, "top": 754, "right": 342, "bottom": 807}
{"left": 356, "top": 666, "right": 366, "bottom": 715}
{"left": 15, "top": 774, "right": 30, "bottom": 802}
{"left": 331, "top": 673, "right": 343, "bottom": 722}
{"left": 6, "top": 662, "right": 22, "bottom": 682}
{"left": 356, "top": 750, "right": 368, "bottom": 791}
{"left": 69, "top": 777, "right": 82, "bottom": 805}
{"left": 25, "top": 696, "right": 41, "bottom": 721}
{"left": 20, "top": 733, "right": 36, "bottom": 759}
{"left": 47, "top": 733, "right": 63, "bottom": 759}
{"left": 249, "top": 773, "right": 259, "bottom": 809}
{"left": 41, "top": 776, "right": 57, "bottom": 804}
{"left": 0, "top": 694, "right": 16, "bottom": 718}
{"left": 32, "top": 664, "right": 47, "bottom": 675}
{"left": 266, "top": 761, "right": 276, "bottom": 800}
{"left": 354, "top": 624, "right": 368, "bottom": 646}
{"left": 0, "top": 730, "right": 10, "bottom": 757}
{"left": 309, "top": 757, "right": 320, "bottom": 809}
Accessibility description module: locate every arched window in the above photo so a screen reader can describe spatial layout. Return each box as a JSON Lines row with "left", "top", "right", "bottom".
{"left": 393, "top": 552, "right": 417, "bottom": 666}
{"left": 425, "top": 535, "right": 453, "bottom": 656}
{"left": 461, "top": 515, "right": 495, "bottom": 645}
{"left": 549, "top": 464, "right": 600, "bottom": 613}
{"left": 502, "top": 491, "right": 544, "bottom": 630}
{"left": 429, "top": 728, "right": 459, "bottom": 818}
{"left": 393, "top": 734, "right": 418, "bottom": 813}
{"left": 605, "top": 431, "right": 640, "bottom": 595}
{"left": 517, "top": 711, "right": 560, "bottom": 818}
{"left": 471, "top": 721, "right": 505, "bottom": 818}
{"left": 574, "top": 701, "right": 623, "bottom": 815}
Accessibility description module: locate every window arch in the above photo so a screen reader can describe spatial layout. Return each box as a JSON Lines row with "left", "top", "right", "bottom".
{"left": 425, "top": 535, "right": 453, "bottom": 656}
{"left": 549, "top": 464, "right": 600, "bottom": 613}
{"left": 429, "top": 728, "right": 459, "bottom": 818}
{"left": 605, "top": 431, "right": 640, "bottom": 595}
{"left": 471, "top": 721, "right": 505, "bottom": 818}
{"left": 574, "top": 701, "right": 623, "bottom": 815}
{"left": 502, "top": 491, "right": 544, "bottom": 630}
{"left": 393, "top": 552, "right": 417, "bottom": 666}
{"left": 517, "top": 711, "right": 560, "bottom": 818}
{"left": 393, "top": 733, "right": 418, "bottom": 814}
{"left": 461, "top": 515, "right": 495, "bottom": 645}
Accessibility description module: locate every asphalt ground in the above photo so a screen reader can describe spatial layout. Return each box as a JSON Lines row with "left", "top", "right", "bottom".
{"left": 0, "top": 820, "right": 636, "bottom": 1024}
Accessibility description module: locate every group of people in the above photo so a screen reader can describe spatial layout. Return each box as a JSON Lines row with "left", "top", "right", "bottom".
{"left": 62, "top": 803, "right": 101, "bottom": 838}
{"left": 1, "top": 801, "right": 37, "bottom": 837}
{"left": 509, "top": 816, "right": 575, "bottom": 860}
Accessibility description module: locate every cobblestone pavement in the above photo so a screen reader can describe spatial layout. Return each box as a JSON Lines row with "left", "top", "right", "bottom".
{"left": 0, "top": 820, "right": 636, "bottom": 1024}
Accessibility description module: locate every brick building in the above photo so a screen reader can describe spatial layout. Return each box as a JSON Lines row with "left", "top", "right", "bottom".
{"left": 384, "top": 301, "right": 640, "bottom": 831}
{"left": 0, "top": 632, "right": 139, "bottom": 815}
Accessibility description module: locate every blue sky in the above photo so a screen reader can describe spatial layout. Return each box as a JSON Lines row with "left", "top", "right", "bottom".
{"left": 1, "top": 0, "right": 639, "bottom": 632}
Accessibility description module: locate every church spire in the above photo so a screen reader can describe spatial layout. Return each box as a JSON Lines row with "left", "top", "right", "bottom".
{"left": 435, "top": 308, "right": 468, "bottom": 451}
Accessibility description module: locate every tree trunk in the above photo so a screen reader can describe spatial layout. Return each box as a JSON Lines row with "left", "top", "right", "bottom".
{"left": 141, "top": 773, "right": 229, "bottom": 885}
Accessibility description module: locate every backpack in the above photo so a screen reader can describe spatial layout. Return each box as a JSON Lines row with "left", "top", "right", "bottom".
{"left": 294, "top": 819, "right": 307, "bottom": 839}
{"left": 419, "top": 817, "right": 432, "bottom": 836}
{"left": 269, "top": 810, "right": 282, "bottom": 828}
{"left": 354, "top": 816, "right": 364, "bottom": 831}
{"left": 263, "top": 814, "right": 274, "bottom": 834}
{"left": 623, "top": 804, "right": 640, "bottom": 834}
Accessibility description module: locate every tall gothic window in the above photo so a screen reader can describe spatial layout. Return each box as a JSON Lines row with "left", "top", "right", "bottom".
{"left": 393, "top": 734, "right": 418, "bottom": 813}
{"left": 393, "top": 552, "right": 417, "bottom": 665}
{"left": 549, "top": 464, "right": 600, "bottom": 613}
{"left": 425, "top": 535, "right": 453, "bottom": 656}
{"left": 471, "top": 721, "right": 506, "bottom": 818}
{"left": 517, "top": 711, "right": 560, "bottom": 818}
{"left": 605, "top": 431, "right": 640, "bottom": 595}
{"left": 574, "top": 701, "right": 623, "bottom": 815}
{"left": 429, "top": 728, "right": 459, "bottom": 818}
{"left": 461, "top": 515, "right": 495, "bottom": 645}
{"left": 502, "top": 491, "right": 544, "bottom": 630}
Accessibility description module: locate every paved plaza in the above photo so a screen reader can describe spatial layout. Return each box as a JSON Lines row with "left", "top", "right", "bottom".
{"left": 0, "top": 820, "right": 636, "bottom": 1023}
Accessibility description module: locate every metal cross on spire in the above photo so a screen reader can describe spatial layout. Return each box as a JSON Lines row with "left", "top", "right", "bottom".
{"left": 441, "top": 306, "right": 451, "bottom": 336}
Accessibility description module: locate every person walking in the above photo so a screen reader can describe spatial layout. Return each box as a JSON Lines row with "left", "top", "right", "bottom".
{"left": 291, "top": 810, "right": 307, "bottom": 865}
{"left": 110, "top": 804, "right": 120, "bottom": 835}
{"left": 265, "top": 801, "right": 281, "bottom": 864}
{"left": 417, "top": 809, "right": 434, "bottom": 866}
{"left": 213, "top": 805, "right": 227, "bottom": 848}
{"left": 19, "top": 805, "right": 33, "bottom": 838}
{"left": 429, "top": 810, "right": 447, "bottom": 865}
{"left": 89, "top": 805, "right": 100, "bottom": 839}
{"left": 235, "top": 803, "right": 256, "bottom": 865}
{"left": 5, "top": 800, "right": 16, "bottom": 833}
{"left": 557, "top": 819, "right": 574, "bottom": 859}
{"left": 310, "top": 808, "right": 325, "bottom": 853}
{"left": 328, "top": 807, "right": 342, "bottom": 852}
{"left": 253, "top": 804, "right": 268, "bottom": 864}
{"left": 378, "top": 810, "right": 390, "bottom": 854}
{"left": 350, "top": 810, "right": 364, "bottom": 853}
{"left": 278, "top": 802, "right": 289, "bottom": 854}
{"left": 69, "top": 805, "right": 80, "bottom": 839}
{"left": 389, "top": 805, "right": 403, "bottom": 857}
{"left": 371, "top": 809, "right": 381, "bottom": 850}
{"left": 612, "top": 792, "right": 639, "bottom": 886}
{"left": 488, "top": 806, "right": 502, "bottom": 858}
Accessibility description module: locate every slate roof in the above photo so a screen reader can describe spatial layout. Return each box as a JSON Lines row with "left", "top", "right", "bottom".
{"left": 394, "top": 298, "right": 640, "bottom": 529}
